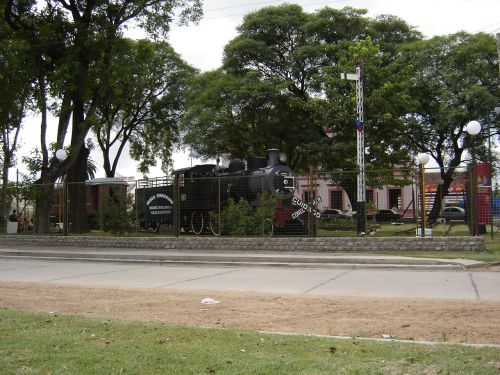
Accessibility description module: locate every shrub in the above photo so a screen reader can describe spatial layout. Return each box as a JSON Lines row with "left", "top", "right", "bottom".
{"left": 98, "top": 195, "right": 129, "bottom": 234}
{"left": 211, "top": 193, "right": 279, "bottom": 235}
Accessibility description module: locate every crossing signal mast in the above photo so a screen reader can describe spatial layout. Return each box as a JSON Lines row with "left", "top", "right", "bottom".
{"left": 341, "top": 61, "right": 366, "bottom": 235}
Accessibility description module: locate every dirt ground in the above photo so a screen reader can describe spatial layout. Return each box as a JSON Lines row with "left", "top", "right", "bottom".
{"left": 2, "top": 281, "right": 500, "bottom": 345}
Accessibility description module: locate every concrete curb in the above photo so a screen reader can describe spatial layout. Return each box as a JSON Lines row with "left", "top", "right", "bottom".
{"left": 259, "top": 331, "right": 500, "bottom": 349}
{"left": 0, "top": 248, "right": 476, "bottom": 270}
{"left": 0, "top": 234, "right": 490, "bottom": 270}
{"left": 0, "top": 255, "right": 468, "bottom": 270}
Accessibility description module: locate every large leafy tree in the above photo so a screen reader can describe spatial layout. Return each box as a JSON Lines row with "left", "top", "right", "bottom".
{"left": 183, "top": 69, "right": 320, "bottom": 168}
{"left": 183, "top": 4, "right": 421, "bottom": 206}
{"left": 93, "top": 38, "right": 195, "bottom": 177}
{"left": 0, "top": 19, "right": 32, "bottom": 224}
{"left": 184, "top": 4, "right": 328, "bottom": 169}
{"left": 2, "top": 0, "right": 202, "bottom": 232}
{"left": 397, "top": 32, "right": 499, "bottom": 222}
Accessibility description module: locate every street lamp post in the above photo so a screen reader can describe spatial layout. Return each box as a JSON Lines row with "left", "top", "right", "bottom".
{"left": 55, "top": 149, "right": 68, "bottom": 236}
{"left": 466, "top": 120, "right": 481, "bottom": 236}
{"left": 465, "top": 105, "right": 499, "bottom": 238}
{"left": 491, "top": 103, "right": 500, "bottom": 237}
{"left": 417, "top": 153, "right": 430, "bottom": 237}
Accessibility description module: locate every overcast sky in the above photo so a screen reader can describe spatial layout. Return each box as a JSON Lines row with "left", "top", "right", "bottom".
{"left": 16, "top": 0, "right": 500, "bottom": 179}
{"left": 168, "top": 0, "right": 500, "bottom": 72}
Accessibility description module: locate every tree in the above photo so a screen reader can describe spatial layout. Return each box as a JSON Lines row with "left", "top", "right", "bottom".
{"left": 93, "top": 38, "right": 195, "bottom": 177}
{"left": 183, "top": 69, "right": 320, "bottom": 168}
{"left": 313, "top": 30, "right": 420, "bottom": 206}
{"left": 2, "top": 0, "right": 202, "bottom": 232}
{"left": 0, "top": 19, "right": 32, "bottom": 224}
{"left": 183, "top": 4, "right": 422, "bottom": 206}
{"left": 184, "top": 5, "right": 370, "bottom": 169}
{"left": 396, "top": 32, "right": 499, "bottom": 222}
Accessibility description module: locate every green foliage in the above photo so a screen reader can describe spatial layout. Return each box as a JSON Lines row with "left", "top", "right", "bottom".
{"left": 2, "top": 0, "right": 202, "bottom": 232}
{"left": 97, "top": 189, "right": 130, "bottom": 234}
{"left": 211, "top": 193, "right": 278, "bottom": 235}
{"left": 183, "top": 4, "right": 423, "bottom": 175}
{"left": 94, "top": 38, "right": 196, "bottom": 176}
{"left": 398, "top": 32, "right": 499, "bottom": 165}
{"left": 394, "top": 32, "right": 499, "bottom": 221}
{"left": 0, "top": 19, "right": 33, "bottom": 218}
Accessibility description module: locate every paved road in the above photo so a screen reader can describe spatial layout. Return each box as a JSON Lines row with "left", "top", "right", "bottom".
{"left": 1, "top": 258, "right": 499, "bottom": 300}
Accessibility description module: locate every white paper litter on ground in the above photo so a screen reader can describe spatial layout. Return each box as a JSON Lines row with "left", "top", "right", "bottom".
{"left": 201, "top": 298, "right": 220, "bottom": 305}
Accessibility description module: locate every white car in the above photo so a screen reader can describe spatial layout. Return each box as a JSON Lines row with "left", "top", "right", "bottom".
{"left": 441, "top": 206, "right": 466, "bottom": 221}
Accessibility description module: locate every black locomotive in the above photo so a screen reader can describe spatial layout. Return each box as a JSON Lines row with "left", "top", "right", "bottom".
{"left": 135, "top": 149, "right": 302, "bottom": 235}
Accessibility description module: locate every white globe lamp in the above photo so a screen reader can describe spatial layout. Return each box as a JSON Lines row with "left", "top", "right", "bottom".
{"left": 55, "top": 149, "right": 67, "bottom": 161}
{"left": 416, "top": 153, "right": 430, "bottom": 165}
{"left": 466, "top": 120, "right": 481, "bottom": 136}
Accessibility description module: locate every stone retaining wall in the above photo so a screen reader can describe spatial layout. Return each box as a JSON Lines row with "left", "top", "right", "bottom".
{"left": 0, "top": 235, "right": 485, "bottom": 252}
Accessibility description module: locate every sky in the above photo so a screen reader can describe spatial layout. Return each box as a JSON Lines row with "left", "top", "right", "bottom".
{"left": 15, "top": 0, "right": 500, "bottom": 180}
{"left": 168, "top": 0, "right": 500, "bottom": 72}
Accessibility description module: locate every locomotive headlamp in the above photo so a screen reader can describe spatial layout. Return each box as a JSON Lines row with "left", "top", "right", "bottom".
{"left": 279, "top": 152, "right": 287, "bottom": 163}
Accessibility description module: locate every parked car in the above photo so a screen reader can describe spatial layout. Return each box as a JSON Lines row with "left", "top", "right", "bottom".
{"left": 441, "top": 206, "right": 466, "bottom": 222}
{"left": 320, "top": 208, "right": 348, "bottom": 222}
{"left": 374, "top": 209, "right": 403, "bottom": 222}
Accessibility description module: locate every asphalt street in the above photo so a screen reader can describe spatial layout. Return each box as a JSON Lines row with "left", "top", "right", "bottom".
{"left": 1, "top": 258, "right": 499, "bottom": 300}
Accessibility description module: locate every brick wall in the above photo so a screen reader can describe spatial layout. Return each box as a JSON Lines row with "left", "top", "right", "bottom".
{"left": 0, "top": 235, "right": 485, "bottom": 252}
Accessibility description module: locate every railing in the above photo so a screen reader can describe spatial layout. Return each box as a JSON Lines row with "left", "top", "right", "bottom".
{"left": 2, "top": 165, "right": 497, "bottom": 237}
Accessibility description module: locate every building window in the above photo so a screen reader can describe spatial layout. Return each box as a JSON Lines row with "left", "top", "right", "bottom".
{"left": 330, "top": 190, "right": 343, "bottom": 210}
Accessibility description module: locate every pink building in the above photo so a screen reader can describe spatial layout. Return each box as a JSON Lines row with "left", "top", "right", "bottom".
{"left": 296, "top": 170, "right": 417, "bottom": 218}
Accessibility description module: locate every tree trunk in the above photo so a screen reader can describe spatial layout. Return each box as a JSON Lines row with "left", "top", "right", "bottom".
{"left": 426, "top": 170, "right": 454, "bottom": 224}
{"left": 0, "top": 161, "right": 9, "bottom": 225}
{"left": 66, "top": 144, "right": 90, "bottom": 233}
{"left": 33, "top": 176, "right": 54, "bottom": 234}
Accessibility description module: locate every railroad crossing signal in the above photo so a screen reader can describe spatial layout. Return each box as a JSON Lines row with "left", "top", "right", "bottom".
{"left": 341, "top": 62, "right": 366, "bottom": 235}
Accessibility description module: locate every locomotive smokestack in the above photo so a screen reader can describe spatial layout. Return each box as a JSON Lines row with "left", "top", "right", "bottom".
{"left": 267, "top": 149, "right": 279, "bottom": 167}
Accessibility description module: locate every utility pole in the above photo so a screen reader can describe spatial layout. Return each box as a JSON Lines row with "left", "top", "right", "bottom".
{"left": 341, "top": 61, "right": 366, "bottom": 235}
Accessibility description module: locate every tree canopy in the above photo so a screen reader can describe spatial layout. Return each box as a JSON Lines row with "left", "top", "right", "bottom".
{"left": 0, "top": 17, "right": 33, "bottom": 222}
{"left": 1, "top": 0, "right": 202, "bottom": 232}
{"left": 182, "top": 4, "right": 423, "bottom": 206}
{"left": 183, "top": 5, "right": 422, "bottom": 171}
{"left": 395, "top": 32, "right": 499, "bottom": 221}
{"left": 93, "top": 38, "right": 195, "bottom": 177}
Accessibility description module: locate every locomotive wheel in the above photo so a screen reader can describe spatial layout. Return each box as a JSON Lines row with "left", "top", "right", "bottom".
{"left": 209, "top": 214, "right": 221, "bottom": 236}
{"left": 190, "top": 211, "right": 204, "bottom": 235}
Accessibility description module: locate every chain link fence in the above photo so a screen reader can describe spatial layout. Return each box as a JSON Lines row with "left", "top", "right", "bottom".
{"left": 2, "top": 164, "right": 498, "bottom": 237}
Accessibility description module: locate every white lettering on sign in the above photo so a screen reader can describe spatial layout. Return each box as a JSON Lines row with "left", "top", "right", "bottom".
{"left": 292, "top": 196, "right": 322, "bottom": 219}
{"left": 156, "top": 193, "right": 173, "bottom": 204}
{"left": 151, "top": 210, "right": 172, "bottom": 215}
{"left": 147, "top": 194, "right": 173, "bottom": 207}
{"left": 146, "top": 193, "right": 174, "bottom": 217}
{"left": 149, "top": 205, "right": 169, "bottom": 210}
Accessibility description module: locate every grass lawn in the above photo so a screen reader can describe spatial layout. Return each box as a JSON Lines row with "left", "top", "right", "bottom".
{"left": 379, "top": 237, "right": 500, "bottom": 262}
{"left": 1, "top": 309, "right": 499, "bottom": 375}
{"left": 317, "top": 222, "right": 500, "bottom": 262}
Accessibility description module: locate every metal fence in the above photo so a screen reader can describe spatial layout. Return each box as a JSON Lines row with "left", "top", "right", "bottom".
{"left": 2, "top": 165, "right": 497, "bottom": 237}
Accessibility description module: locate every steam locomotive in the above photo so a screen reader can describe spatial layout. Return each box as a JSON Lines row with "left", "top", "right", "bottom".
{"left": 135, "top": 149, "right": 304, "bottom": 235}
